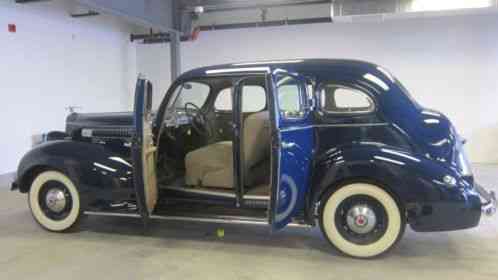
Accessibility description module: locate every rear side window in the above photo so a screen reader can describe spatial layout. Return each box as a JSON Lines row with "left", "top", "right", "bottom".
{"left": 215, "top": 86, "right": 266, "bottom": 112}
{"left": 320, "top": 85, "right": 374, "bottom": 114}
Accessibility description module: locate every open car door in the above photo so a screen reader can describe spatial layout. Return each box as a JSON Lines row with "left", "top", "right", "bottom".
{"left": 132, "top": 78, "right": 158, "bottom": 223}
{"left": 269, "top": 73, "right": 314, "bottom": 230}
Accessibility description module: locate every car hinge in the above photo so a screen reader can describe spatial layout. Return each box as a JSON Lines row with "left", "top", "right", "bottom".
{"left": 313, "top": 201, "right": 321, "bottom": 217}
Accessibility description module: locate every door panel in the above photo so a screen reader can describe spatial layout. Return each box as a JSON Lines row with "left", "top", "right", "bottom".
{"left": 270, "top": 73, "right": 314, "bottom": 229}
{"left": 213, "top": 111, "right": 234, "bottom": 141}
{"left": 132, "top": 78, "right": 158, "bottom": 220}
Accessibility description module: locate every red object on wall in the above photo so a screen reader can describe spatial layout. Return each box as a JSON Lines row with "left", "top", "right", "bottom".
{"left": 8, "top": 24, "right": 16, "bottom": 33}
{"left": 191, "top": 27, "right": 201, "bottom": 41}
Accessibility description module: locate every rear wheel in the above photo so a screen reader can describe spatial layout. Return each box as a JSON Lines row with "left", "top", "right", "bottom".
{"left": 319, "top": 183, "right": 405, "bottom": 258}
{"left": 28, "top": 170, "right": 82, "bottom": 232}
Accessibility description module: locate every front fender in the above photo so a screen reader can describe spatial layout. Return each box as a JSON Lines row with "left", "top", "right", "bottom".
{"left": 309, "top": 144, "right": 466, "bottom": 220}
{"left": 15, "top": 140, "right": 134, "bottom": 207}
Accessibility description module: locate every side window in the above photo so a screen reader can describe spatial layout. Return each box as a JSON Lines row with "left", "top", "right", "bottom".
{"left": 170, "top": 82, "right": 210, "bottom": 109}
{"left": 214, "top": 88, "right": 231, "bottom": 111}
{"left": 214, "top": 86, "right": 266, "bottom": 112}
{"left": 320, "top": 85, "right": 375, "bottom": 114}
{"left": 242, "top": 85, "right": 266, "bottom": 112}
{"left": 276, "top": 75, "right": 304, "bottom": 119}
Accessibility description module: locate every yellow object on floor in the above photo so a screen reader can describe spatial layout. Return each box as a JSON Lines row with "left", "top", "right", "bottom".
{"left": 217, "top": 228, "right": 225, "bottom": 238}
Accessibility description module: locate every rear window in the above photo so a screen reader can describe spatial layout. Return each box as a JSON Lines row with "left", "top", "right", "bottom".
{"left": 215, "top": 86, "right": 266, "bottom": 112}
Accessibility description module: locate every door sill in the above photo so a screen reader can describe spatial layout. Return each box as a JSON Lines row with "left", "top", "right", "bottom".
{"left": 84, "top": 211, "right": 267, "bottom": 225}
{"left": 162, "top": 184, "right": 270, "bottom": 201}
{"left": 84, "top": 211, "right": 311, "bottom": 228}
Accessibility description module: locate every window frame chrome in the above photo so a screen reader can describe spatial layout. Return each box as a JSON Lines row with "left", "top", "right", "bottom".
{"left": 275, "top": 73, "right": 308, "bottom": 121}
{"left": 318, "top": 83, "right": 377, "bottom": 116}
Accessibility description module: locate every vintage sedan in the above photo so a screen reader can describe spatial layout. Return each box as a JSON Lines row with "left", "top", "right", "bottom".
{"left": 11, "top": 59, "right": 496, "bottom": 258}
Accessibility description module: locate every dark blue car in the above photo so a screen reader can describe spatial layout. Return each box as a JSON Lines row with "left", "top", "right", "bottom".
{"left": 12, "top": 59, "right": 496, "bottom": 258}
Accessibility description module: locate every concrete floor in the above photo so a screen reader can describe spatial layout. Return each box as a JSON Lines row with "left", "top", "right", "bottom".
{"left": 0, "top": 165, "right": 497, "bottom": 280}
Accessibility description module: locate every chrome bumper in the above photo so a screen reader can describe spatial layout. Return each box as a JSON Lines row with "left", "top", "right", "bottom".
{"left": 475, "top": 183, "right": 497, "bottom": 217}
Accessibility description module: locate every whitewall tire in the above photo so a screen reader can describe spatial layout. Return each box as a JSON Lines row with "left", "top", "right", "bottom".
{"left": 28, "top": 171, "right": 82, "bottom": 232}
{"left": 320, "top": 183, "right": 405, "bottom": 258}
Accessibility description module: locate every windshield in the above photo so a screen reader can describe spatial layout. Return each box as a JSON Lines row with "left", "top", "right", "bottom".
{"left": 168, "top": 81, "right": 210, "bottom": 110}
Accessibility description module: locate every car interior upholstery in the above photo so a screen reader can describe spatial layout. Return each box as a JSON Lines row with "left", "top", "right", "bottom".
{"left": 158, "top": 76, "right": 271, "bottom": 196}
{"left": 185, "top": 110, "right": 270, "bottom": 189}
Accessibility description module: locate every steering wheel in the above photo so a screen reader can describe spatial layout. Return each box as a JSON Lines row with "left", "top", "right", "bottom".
{"left": 184, "top": 102, "right": 212, "bottom": 137}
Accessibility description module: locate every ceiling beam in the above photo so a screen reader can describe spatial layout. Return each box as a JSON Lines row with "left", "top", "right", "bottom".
{"left": 15, "top": 0, "right": 51, "bottom": 3}
{"left": 181, "top": 0, "right": 331, "bottom": 13}
{"left": 77, "top": 0, "right": 176, "bottom": 32}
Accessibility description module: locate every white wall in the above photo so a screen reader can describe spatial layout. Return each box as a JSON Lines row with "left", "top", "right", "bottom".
{"left": 0, "top": 0, "right": 136, "bottom": 173}
{"left": 136, "top": 12, "right": 498, "bottom": 163}
{"left": 136, "top": 43, "right": 170, "bottom": 108}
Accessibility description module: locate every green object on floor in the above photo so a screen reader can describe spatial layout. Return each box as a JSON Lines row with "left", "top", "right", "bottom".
{"left": 217, "top": 228, "right": 225, "bottom": 238}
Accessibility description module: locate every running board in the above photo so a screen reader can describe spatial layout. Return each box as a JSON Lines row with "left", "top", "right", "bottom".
{"left": 84, "top": 211, "right": 310, "bottom": 228}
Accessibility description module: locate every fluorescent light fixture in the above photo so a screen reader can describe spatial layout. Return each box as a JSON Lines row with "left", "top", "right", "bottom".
{"left": 93, "top": 162, "right": 117, "bottom": 173}
{"left": 421, "top": 110, "right": 442, "bottom": 117}
{"left": 233, "top": 60, "right": 304, "bottom": 66}
{"left": 409, "top": 0, "right": 493, "bottom": 12}
{"left": 431, "top": 139, "right": 449, "bottom": 146}
{"left": 206, "top": 67, "right": 270, "bottom": 75}
{"left": 377, "top": 66, "right": 395, "bottom": 82}
{"left": 381, "top": 148, "right": 421, "bottom": 162}
{"left": 109, "top": 156, "right": 132, "bottom": 167}
{"left": 374, "top": 156, "right": 405, "bottom": 166}
{"left": 363, "top": 73, "right": 390, "bottom": 91}
{"left": 424, "top": 118, "right": 440, "bottom": 124}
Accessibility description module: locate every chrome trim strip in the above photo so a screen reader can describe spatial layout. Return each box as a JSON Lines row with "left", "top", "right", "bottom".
{"left": 84, "top": 211, "right": 141, "bottom": 218}
{"left": 206, "top": 67, "right": 271, "bottom": 75}
{"left": 163, "top": 186, "right": 270, "bottom": 201}
{"left": 313, "top": 123, "right": 388, "bottom": 128}
{"left": 150, "top": 215, "right": 269, "bottom": 225}
{"left": 84, "top": 211, "right": 310, "bottom": 227}
{"left": 244, "top": 194, "right": 270, "bottom": 200}
{"left": 280, "top": 122, "right": 389, "bottom": 132}
{"left": 475, "top": 184, "right": 497, "bottom": 217}
{"left": 66, "top": 123, "right": 133, "bottom": 129}
{"left": 280, "top": 125, "right": 314, "bottom": 132}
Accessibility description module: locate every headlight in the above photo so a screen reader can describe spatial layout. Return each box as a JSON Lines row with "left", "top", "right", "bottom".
{"left": 443, "top": 175, "right": 457, "bottom": 187}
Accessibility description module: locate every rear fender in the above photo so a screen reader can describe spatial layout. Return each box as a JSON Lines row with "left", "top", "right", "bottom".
{"left": 308, "top": 144, "right": 462, "bottom": 222}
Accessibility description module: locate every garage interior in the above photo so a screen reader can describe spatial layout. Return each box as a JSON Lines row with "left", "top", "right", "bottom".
{"left": 1, "top": 0, "right": 498, "bottom": 279}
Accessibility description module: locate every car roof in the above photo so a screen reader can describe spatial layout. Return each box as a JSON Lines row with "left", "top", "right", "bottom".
{"left": 178, "top": 58, "right": 386, "bottom": 81}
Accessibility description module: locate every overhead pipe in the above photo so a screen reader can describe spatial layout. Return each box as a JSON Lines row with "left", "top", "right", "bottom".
{"left": 70, "top": 11, "right": 99, "bottom": 18}
{"left": 198, "top": 16, "right": 332, "bottom": 31}
{"left": 131, "top": 15, "right": 332, "bottom": 44}
{"left": 15, "top": 0, "right": 51, "bottom": 3}
{"left": 130, "top": 31, "right": 191, "bottom": 44}
{"left": 182, "top": 0, "right": 331, "bottom": 13}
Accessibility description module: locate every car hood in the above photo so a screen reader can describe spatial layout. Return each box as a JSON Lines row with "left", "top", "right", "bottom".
{"left": 65, "top": 112, "right": 134, "bottom": 135}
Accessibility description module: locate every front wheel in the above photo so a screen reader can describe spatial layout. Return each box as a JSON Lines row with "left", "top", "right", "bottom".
{"left": 28, "top": 170, "right": 82, "bottom": 232}
{"left": 319, "top": 183, "right": 405, "bottom": 258}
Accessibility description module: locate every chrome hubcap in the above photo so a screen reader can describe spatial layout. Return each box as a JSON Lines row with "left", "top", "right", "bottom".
{"left": 45, "top": 189, "right": 66, "bottom": 213}
{"left": 346, "top": 204, "right": 377, "bottom": 234}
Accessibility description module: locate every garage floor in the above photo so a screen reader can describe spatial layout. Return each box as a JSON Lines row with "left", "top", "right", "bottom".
{"left": 0, "top": 165, "right": 497, "bottom": 280}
